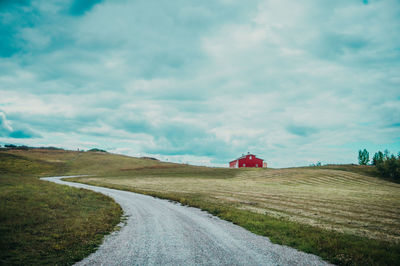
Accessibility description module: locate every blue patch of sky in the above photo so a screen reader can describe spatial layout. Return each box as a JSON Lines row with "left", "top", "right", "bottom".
{"left": 339, "top": 142, "right": 400, "bottom": 156}
{"left": 0, "top": 1, "right": 36, "bottom": 57}
{"left": 68, "top": 0, "right": 102, "bottom": 16}
{"left": 8, "top": 130, "right": 35, "bottom": 139}
{"left": 286, "top": 125, "right": 318, "bottom": 137}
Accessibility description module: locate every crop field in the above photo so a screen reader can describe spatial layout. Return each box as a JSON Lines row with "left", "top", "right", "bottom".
{"left": 72, "top": 167, "right": 400, "bottom": 243}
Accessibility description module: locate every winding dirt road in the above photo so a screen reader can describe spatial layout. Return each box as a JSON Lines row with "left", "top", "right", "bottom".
{"left": 42, "top": 176, "right": 330, "bottom": 266}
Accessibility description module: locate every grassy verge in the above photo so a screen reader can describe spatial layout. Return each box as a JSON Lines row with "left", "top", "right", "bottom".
{"left": 0, "top": 153, "right": 122, "bottom": 265}
{"left": 68, "top": 178, "right": 400, "bottom": 266}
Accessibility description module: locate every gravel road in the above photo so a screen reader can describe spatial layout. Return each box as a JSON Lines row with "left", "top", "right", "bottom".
{"left": 42, "top": 176, "right": 331, "bottom": 266}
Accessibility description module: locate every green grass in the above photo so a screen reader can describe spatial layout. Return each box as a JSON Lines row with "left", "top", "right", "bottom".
{"left": 0, "top": 153, "right": 58, "bottom": 176}
{"left": 216, "top": 206, "right": 400, "bottom": 266}
{"left": 2, "top": 149, "right": 400, "bottom": 265}
{"left": 0, "top": 152, "right": 122, "bottom": 265}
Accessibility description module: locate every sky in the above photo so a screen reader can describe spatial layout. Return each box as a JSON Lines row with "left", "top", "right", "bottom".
{"left": 0, "top": 0, "right": 399, "bottom": 168}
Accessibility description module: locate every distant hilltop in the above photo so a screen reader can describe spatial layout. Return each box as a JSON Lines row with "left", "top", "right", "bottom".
{"left": 0, "top": 144, "right": 64, "bottom": 151}
{"left": 0, "top": 144, "right": 107, "bottom": 153}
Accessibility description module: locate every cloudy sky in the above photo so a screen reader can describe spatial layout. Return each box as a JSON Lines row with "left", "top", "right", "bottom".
{"left": 0, "top": 0, "right": 399, "bottom": 167}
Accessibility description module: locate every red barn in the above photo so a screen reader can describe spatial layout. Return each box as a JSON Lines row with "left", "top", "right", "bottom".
{"left": 229, "top": 153, "right": 266, "bottom": 168}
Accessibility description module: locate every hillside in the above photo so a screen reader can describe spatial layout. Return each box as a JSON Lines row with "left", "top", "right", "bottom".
{"left": 2, "top": 149, "right": 399, "bottom": 243}
{"left": 1, "top": 148, "right": 235, "bottom": 178}
{"left": 0, "top": 149, "right": 122, "bottom": 265}
{"left": 70, "top": 164, "right": 400, "bottom": 243}
{"left": 1, "top": 149, "right": 400, "bottom": 265}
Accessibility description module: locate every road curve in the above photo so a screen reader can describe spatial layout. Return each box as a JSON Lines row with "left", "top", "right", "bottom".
{"left": 42, "top": 176, "right": 330, "bottom": 266}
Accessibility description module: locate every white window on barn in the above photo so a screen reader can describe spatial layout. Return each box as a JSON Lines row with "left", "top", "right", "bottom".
{"left": 256, "top": 164, "right": 258, "bottom": 167}
{"left": 249, "top": 156, "right": 252, "bottom": 159}
{"left": 243, "top": 163, "right": 246, "bottom": 167}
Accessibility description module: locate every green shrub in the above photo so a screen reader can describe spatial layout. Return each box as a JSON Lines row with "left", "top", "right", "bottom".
{"left": 372, "top": 150, "right": 400, "bottom": 180}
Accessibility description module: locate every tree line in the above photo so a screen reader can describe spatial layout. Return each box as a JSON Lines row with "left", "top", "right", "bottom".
{"left": 0, "top": 144, "right": 106, "bottom": 153}
{"left": 0, "top": 144, "right": 63, "bottom": 150}
{"left": 358, "top": 149, "right": 400, "bottom": 180}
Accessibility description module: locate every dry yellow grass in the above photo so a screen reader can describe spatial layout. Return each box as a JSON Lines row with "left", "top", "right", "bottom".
{"left": 77, "top": 167, "right": 400, "bottom": 243}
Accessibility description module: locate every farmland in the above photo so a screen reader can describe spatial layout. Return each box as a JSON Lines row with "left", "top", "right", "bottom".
{"left": 1, "top": 148, "right": 400, "bottom": 265}
{"left": 74, "top": 167, "right": 400, "bottom": 243}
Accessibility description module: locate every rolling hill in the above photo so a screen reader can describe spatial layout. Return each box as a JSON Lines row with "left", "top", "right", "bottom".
{"left": 1, "top": 148, "right": 399, "bottom": 265}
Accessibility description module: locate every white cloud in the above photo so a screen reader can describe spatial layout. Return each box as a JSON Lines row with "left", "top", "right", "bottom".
{"left": 0, "top": 112, "right": 13, "bottom": 133}
{"left": 0, "top": 0, "right": 399, "bottom": 167}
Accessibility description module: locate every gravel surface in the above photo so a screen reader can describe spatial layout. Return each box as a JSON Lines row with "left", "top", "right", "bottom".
{"left": 42, "top": 176, "right": 331, "bottom": 266}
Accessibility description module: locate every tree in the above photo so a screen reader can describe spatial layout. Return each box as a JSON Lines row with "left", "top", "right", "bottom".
{"left": 384, "top": 149, "right": 390, "bottom": 160}
{"left": 88, "top": 148, "right": 107, "bottom": 153}
{"left": 386, "top": 155, "right": 400, "bottom": 179}
{"left": 374, "top": 150, "right": 400, "bottom": 180}
{"left": 372, "top": 151, "right": 384, "bottom": 165}
{"left": 358, "top": 149, "right": 369, "bottom": 165}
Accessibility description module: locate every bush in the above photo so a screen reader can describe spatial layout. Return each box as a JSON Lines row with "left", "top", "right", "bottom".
{"left": 372, "top": 151, "right": 384, "bottom": 165}
{"left": 88, "top": 148, "right": 107, "bottom": 153}
{"left": 373, "top": 150, "right": 400, "bottom": 180}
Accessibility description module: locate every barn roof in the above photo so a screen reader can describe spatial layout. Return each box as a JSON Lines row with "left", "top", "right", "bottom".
{"left": 230, "top": 153, "right": 264, "bottom": 162}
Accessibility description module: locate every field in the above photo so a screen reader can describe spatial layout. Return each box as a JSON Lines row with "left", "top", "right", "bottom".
{"left": 74, "top": 167, "right": 400, "bottom": 243}
{"left": 0, "top": 151, "right": 122, "bottom": 265}
{"left": 1, "top": 148, "right": 400, "bottom": 265}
